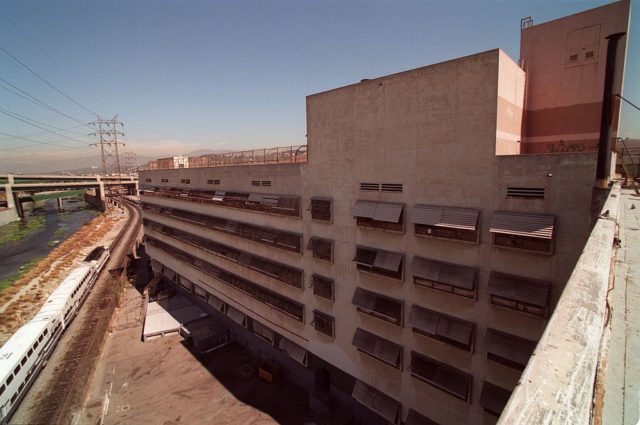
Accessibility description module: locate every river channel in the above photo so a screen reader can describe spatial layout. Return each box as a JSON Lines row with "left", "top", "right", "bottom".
{"left": 0, "top": 197, "right": 100, "bottom": 282}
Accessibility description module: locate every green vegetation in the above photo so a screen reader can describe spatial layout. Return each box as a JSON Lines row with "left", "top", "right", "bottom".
{"left": 0, "top": 257, "right": 42, "bottom": 291}
{"left": 31, "top": 190, "right": 85, "bottom": 202}
{"left": 0, "top": 216, "right": 46, "bottom": 246}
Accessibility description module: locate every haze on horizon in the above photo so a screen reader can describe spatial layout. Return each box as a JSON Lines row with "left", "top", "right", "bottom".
{"left": 1, "top": 0, "right": 639, "bottom": 174}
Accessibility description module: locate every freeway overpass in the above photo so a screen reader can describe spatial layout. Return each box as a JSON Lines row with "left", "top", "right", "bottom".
{"left": 1, "top": 174, "right": 138, "bottom": 219}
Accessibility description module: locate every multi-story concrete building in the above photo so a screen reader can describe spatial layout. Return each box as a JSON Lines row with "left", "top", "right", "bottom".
{"left": 137, "top": 2, "right": 631, "bottom": 424}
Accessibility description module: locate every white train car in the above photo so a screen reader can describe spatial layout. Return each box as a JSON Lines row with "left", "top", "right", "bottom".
{"left": 0, "top": 246, "right": 109, "bottom": 424}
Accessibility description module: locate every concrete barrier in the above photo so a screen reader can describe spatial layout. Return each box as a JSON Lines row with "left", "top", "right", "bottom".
{"left": 0, "top": 207, "right": 19, "bottom": 226}
{"left": 498, "top": 184, "right": 620, "bottom": 424}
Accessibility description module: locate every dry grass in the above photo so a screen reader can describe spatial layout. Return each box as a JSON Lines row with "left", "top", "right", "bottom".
{"left": 0, "top": 212, "right": 124, "bottom": 345}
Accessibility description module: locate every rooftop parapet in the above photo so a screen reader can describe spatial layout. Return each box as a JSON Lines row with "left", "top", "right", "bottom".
{"left": 139, "top": 144, "right": 307, "bottom": 170}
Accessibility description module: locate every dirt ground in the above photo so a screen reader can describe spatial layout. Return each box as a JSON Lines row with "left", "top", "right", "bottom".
{"left": 76, "top": 284, "right": 312, "bottom": 425}
{"left": 0, "top": 207, "right": 125, "bottom": 346}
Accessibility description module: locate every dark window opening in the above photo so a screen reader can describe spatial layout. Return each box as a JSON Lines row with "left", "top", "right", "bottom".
{"left": 310, "top": 198, "right": 332, "bottom": 222}
{"left": 352, "top": 287, "right": 403, "bottom": 326}
{"left": 307, "top": 237, "right": 333, "bottom": 262}
{"left": 313, "top": 310, "right": 335, "bottom": 338}
{"left": 410, "top": 351, "right": 471, "bottom": 402}
{"left": 353, "top": 246, "right": 403, "bottom": 280}
{"left": 312, "top": 275, "right": 334, "bottom": 301}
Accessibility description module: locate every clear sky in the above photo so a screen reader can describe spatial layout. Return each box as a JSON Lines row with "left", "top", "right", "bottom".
{"left": 0, "top": 0, "right": 638, "bottom": 173}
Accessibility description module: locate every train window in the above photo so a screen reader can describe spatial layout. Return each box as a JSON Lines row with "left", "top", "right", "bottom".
{"left": 0, "top": 383, "right": 4, "bottom": 396}
{"left": 18, "top": 382, "right": 24, "bottom": 392}
{"left": 44, "top": 329, "right": 48, "bottom": 336}
{"left": 7, "top": 374, "right": 13, "bottom": 384}
{"left": 21, "top": 356, "right": 26, "bottom": 366}
{"left": 38, "top": 334, "right": 44, "bottom": 342}
{"left": 14, "top": 365, "right": 20, "bottom": 375}
{"left": 33, "top": 341, "right": 39, "bottom": 350}
{"left": 28, "top": 348, "right": 33, "bottom": 357}
{"left": 11, "top": 392, "right": 17, "bottom": 403}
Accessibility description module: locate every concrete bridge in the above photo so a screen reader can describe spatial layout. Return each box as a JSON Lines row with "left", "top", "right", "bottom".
{"left": 1, "top": 173, "right": 138, "bottom": 221}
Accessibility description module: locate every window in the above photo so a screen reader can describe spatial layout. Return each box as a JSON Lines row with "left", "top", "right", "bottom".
{"left": 352, "top": 287, "right": 403, "bottom": 326}
{"left": 207, "top": 294, "right": 226, "bottom": 313}
{"left": 408, "top": 305, "right": 475, "bottom": 351}
{"left": 252, "top": 320, "right": 275, "bottom": 345}
{"left": 193, "top": 284, "right": 207, "bottom": 300}
{"left": 352, "top": 380, "right": 401, "bottom": 425}
{"left": 312, "top": 310, "right": 335, "bottom": 338}
{"left": 207, "top": 179, "right": 221, "bottom": 185}
{"left": 307, "top": 237, "right": 333, "bottom": 262}
{"left": 0, "top": 384, "right": 4, "bottom": 397}
{"left": 352, "top": 328, "right": 403, "bottom": 369}
{"left": 161, "top": 178, "right": 168, "bottom": 183}
{"left": 226, "top": 305, "right": 247, "bottom": 328}
{"left": 278, "top": 337, "right": 308, "bottom": 366}
{"left": 180, "top": 178, "right": 191, "bottom": 184}
{"left": 569, "top": 53, "right": 578, "bottom": 61}
{"left": 20, "top": 356, "right": 26, "bottom": 366}
{"left": 412, "top": 256, "right": 477, "bottom": 299}
{"left": 490, "top": 211, "right": 555, "bottom": 254}
{"left": 480, "top": 382, "right": 511, "bottom": 417}
{"left": 6, "top": 374, "right": 13, "bottom": 385}
{"left": 147, "top": 237, "right": 305, "bottom": 321}
{"left": 312, "top": 274, "right": 334, "bottom": 301}
{"left": 585, "top": 50, "right": 594, "bottom": 58}
{"left": 507, "top": 187, "right": 545, "bottom": 199}
{"left": 412, "top": 205, "right": 479, "bottom": 243}
{"left": 488, "top": 271, "right": 551, "bottom": 317}
{"left": 353, "top": 246, "right": 404, "bottom": 280}
{"left": 310, "top": 198, "right": 331, "bottom": 222}
{"left": 13, "top": 365, "right": 20, "bottom": 375}
{"left": 410, "top": 351, "right": 472, "bottom": 402}
{"left": 145, "top": 178, "right": 152, "bottom": 183}
{"left": 353, "top": 201, "right": 404, "bottom": 231}
{"left": 485, "top": 328, "right": 536, "bottom": 371}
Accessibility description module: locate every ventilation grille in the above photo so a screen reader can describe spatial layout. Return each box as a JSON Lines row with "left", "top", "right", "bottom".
{"left": 261, "top": 180, "right": 272, "bottom": 187}
{"left": 360, "top": 183, "right": 380, "bottom": 191}
{"left": 507, "top": 187, "right": 545, "bottom": 199}
{"left": 381, "top": 183, "right": 403, "bottom": 193}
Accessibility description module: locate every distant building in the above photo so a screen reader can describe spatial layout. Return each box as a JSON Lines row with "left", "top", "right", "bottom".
{"left": 138, "top": 2, "right": 631, "bottom": 424}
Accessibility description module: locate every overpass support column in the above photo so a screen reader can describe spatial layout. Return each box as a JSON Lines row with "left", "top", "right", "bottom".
{"left": 4, "top": 184, "right": 14, "bottom": 209}
{"left": 13, "top": 193, "right": 24, "bottom": 218}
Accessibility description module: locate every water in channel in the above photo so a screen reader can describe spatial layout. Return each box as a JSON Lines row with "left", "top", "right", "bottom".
{"left": 0, "top": 197, "right": 100, "bottom": 282}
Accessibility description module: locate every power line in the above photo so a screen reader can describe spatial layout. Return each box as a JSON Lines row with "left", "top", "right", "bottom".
{"left": 0, "top": 125, "right": 87, "bottom": 142}
{"left": 0, "top": 43, "right": 97, "bottom": 117}
{"left": 0, "top": 131, "right": 85, "bottom": 150}
{"left": 616, "top": 94, "right": 640, "bottom": 113}
{"left": 0, "top": 78, "right": 90, "bottom": 127}
{"left": 0, "top": 144, "right": 93, "bottom": 162}
{"left": 0, "top": 106, "right": 92, "bottom": 137}
{"left": 0, "top": 108, "right": 93, "bottom": 145}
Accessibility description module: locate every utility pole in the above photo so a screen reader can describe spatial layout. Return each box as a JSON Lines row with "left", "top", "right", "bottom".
{"left": 90, "top": 115, "right": 125, "bottom": 195}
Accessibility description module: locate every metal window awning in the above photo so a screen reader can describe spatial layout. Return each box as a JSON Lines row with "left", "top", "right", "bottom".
{"left": 412, "top": 204, "right": 479, "bottom": 230}
{"left": 490, "top": 211, "right": 555, "bottom": 239}
{"left": 408, "top": 305, "right": 473, "bottom": 347}
{"left": 411, "top": 205, "right": 443, "bottom": 225}
{"left": 261, "top": 195, "right": 280, "bottom": 206}
{"left": 207, "top": 294, "right": 225, "bottom": 311}
{"left": 352, "top": 287, "right": 378, "bottom": 311}
{"left": 410, "top": 352, "right": 470, "bottom": 398}
{"left": 226, "top": 305, "right": 246, "bottom": 326}
{"left": 278, "top": 337, "right": 307, "bottom": 365}
{"left": 252, "top": 320, "right": 274, "bottom": 343}
{"left": 406, "top": 409, "right": 440, "bottom": 425}
{"left": 480, "top": 382, "right": 511, "bottom": 416}
{"left": 307, "top": 237, "right": 331, "bottom": 250}
{"left": 246, "top": 193, "right": 263, "bottom": 203}
{"left": 373, "top": 251, "right": 403, "bottom": 272}
{"left": 211, "top": 191, "right": 225, "bottom": 201}
{"left": 488, "top": 271, "right": 550, "bottom": 308}
{"left": 485, "top": 328, "right": 536, "bottom": 368}
{"left": 372, "top": 202, "right": 403, "bottom": 223}
{"left": 352, "top": 200, "right": 378, "bottom": 219}
{"left": 412, "top": 257, "right": 476, "bottom": 291}
{"left": 193, "top": 283, "right": 206, "bottom": 297}
{"left": 353, "top": 247, "right": 377, "bottom": 266}
{"left": 150, "top": 259, "right": 164, "bottom": 273}
{"left": 352, "top": 328, "right": 402, "bottom": 367}
{"left": 352, "top": 380, "right": 401, "bottom": 425}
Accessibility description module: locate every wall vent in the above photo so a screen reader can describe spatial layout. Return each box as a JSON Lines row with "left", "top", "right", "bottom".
{"left": 251, "top": 180, "right": 261, "bottom": 186}
{"left": 261, "top": 180, "right": 272, "bottom": 187}
{"left": 381, "top": 183, "right": 403, "bottom": 193}
{"left": 360, "top": 183, "right": 380, "bottom": 191}
{"left": 507, "top": 187, "right": 545, "bottom": 199}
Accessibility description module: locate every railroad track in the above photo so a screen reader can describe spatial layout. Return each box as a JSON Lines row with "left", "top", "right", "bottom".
{"left": 25, "top": 197, "right": 142, "bottom": 425}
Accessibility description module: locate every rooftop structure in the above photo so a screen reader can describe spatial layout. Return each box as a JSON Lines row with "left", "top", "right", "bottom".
{"left": 137, "top": 2, "right": 632, "bottom": 424}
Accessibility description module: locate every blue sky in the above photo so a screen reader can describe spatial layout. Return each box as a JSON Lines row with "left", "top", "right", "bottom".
{"left": 0, "top": 0, "right": 638, "bottom": 172}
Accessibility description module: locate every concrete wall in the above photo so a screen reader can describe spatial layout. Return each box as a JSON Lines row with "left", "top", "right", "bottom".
{"left": 496, "top": 50, "right": 526, "bottom": 155}
{"left": 520, "top": 0, "right": 630, "bottom": 154}
{"left": 0, "top": 207, "right": 18, "bottom": 226}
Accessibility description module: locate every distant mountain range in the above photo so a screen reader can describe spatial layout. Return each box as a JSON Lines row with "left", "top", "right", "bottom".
{"left": 0, "top": 149, "right": 234, "bottom": 175}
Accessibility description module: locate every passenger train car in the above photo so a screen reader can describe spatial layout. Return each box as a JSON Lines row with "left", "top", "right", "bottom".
{"left": 0, "top": 246, "right": 109, "bottom": 425}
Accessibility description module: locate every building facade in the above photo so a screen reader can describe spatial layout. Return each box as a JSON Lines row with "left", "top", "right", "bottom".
{"left": 138, "top": 2, "right": 630, "bottom": 424}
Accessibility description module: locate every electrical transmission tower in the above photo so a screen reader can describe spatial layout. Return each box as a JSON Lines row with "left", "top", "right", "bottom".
{"left": 90, "top": 115, "right": 125, "bottom": 177}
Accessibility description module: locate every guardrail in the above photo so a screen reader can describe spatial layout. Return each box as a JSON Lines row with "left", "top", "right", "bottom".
{"left": 139, "top": 145, "right": 307, "bottom": 170}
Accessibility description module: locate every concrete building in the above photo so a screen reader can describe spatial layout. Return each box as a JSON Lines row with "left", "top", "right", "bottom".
{"left": 137, "top": 2, "right": 631, "bottom": 424}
